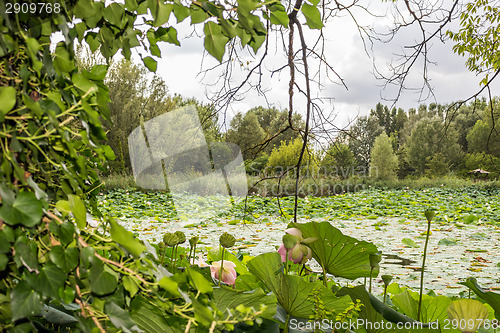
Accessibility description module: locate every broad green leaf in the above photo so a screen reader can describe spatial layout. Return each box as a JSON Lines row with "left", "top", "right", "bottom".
{"left": 123, "top": 275, "right": 139, "bottom": 298}
{"left": 0, "top": 254, "right": 8, "bottom": 271}
{"left": 104, "top": 301, "right": 142, "bottom": 332}
{"left": 11, "top": 281, "right": 43, "bottom": 321}
{"left": 0, "top": 191, "right": 43, "bottom": 228}
{"left": 109, "top": 218, "right": 146, "bottom": 258}
{"left": 143, "top": 56, "right": 157, "bottom": 72}
{"left": 213, "top": 287, "right": 277, "bottom": 319}
{"left": 204, "top": 21, "right": 229, "bottom": 62}
{"left": 40, "top": 305, "right": 78, "bottom": 325}
{"left": 301, "top": 3, "right": 323, "bottom": 29}
{"left": 68, "top": 194, "right": 87, "bottom": 229}
{"left": 391, "top": 289, "right": 451, "bottom": 323}
{"left": 0, "top": 86, "right": 16, "bottom": 119}
{"left": 89, "top": 260, "right": 118, "bottom": 296}
{"left": 402, "top": 238, "right": 419, "bottom": 248}
{"left": 72, "top": 73, "right": 97, "bottom": 94}
{"left": 337, "top": 286, "right": 427, "bottom": 333}
{"left": 14, "top": 240, "right": 38, "bottom": 272}
{"left": 460, "top": 277, "right": 500, "bottom": 317}
{"left": 173, "top": 4, "right": 189, "bottom": 23}
{"left": 447, "top": 299, "right": 489, "bottom": 332}
{"left": 104, "top": 3, "right": 125, "bottom": 28}
{"left": 186, "top": 267, "right": 213, "bottom": 294}
{"left": 291, "top": 221, "right": 379, "bottom": 280}
{"left": 33, "top": 262, "right": 67, "bottom": 299}
{"left": 49, "top": 245, "right": 79, "bottom": 273}
{"left": 130, "top": 295, "right": 179, "bottom": 332}
{"left": 153, "top": 2, "right": 173, "bottom": 27}
{"left": 53, "top": 43, "right": 74, "bottom": 73}
{"left": 247, "top": 252, "right": 351, "bottom": 319}
{"left": 159, "top": 276, "right": 181, "bottom": 297}
{"left": 190, "top": 6, "right": 208, "bottom": 24}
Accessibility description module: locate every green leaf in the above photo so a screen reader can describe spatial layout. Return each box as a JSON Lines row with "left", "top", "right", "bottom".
{"left": 109, "top": 218, "right": 146, "bottom": 258}
{"left": 104, "top": 3, "right": 125, "bottom": 27}
{"left": 130, "top": 296, "right": 179, "bottom": 333}
{"left": 391, "top": 289, "right": 451, "bottom": 323}
{"left": 173, "top": 4, "right": 190, "bottom": 23}
{"left": 11, "top": 281, "right": 43, "bottom": 321}
{"left": 40, "top": 305, "right": 78, "bottom": 325}
{"left": 0, "top": 254, "right": 8, "bottom": 272}
{"left": 291, "top": 221, "right": 380, "bottom": 280}
{"left": 143, "top": 56, "right": 157, "bottom": 72}
{"left": 72, "top": 73, "right": 97, "bottom": 94}
{"left": 34, "top": 262, "right": 67, "bottom": 299}
{"left": 53, "top": 43, "right": 74, "bottom": 73}
{"left": 301, "top": 3, "right": 323, "bottom": 29}
{"left": 105, "top": 301, "right": 142, "bottom": 333}
{"left": 68, "top": 194, "right": 87, "bottom": 229}
{"left": 186, "top": 267, "right": 213, "bottom": 294}
{"left": 159, "top": 276, "right": 181, "bottom": 297}
{"left": 204, "top": 21, "right": 229, "bottom": 62}
{"left": 90, "top": 260, "right": 118, "bottom": 296}
{"left": 0, "top": 86, "right": 16, "bottom": 119}
{"left": 460, "top": 277, "right": 500, "bottom": 317}
{"left": 49, "top": 245, "right": 79, "bottom": 273}
{"left": 447, "top": 299, "right": 489, "bottom": 332}
{"left": 213, "top": 287, "right": 277, "bottom": 319}
{"left": 247, "top": 252, "right": 351, "bottom": 319}
{"left": 123, "top": 275, "right": 139, "bottom": 298}
{"left": 337, "top": 286, "right": 422, "bottom": 333}
{"left": 153, "top": 2, "right": 173, "bottom": 27}
{"left": 0, "top": 191, "right": 43, "bottom": 228}
{"left": 402, "top": 238, "right": 419, "bottom": 248}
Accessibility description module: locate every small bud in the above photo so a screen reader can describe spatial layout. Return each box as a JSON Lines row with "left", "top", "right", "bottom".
{"left": 369, "top": 252, "right": 382, "bottom": 268}
{"left": 425, "top": 210, "right": 435, "bottom": 222}
{"left": 219, "top": 232, "right": 236, "bottom": 248}
{"left": 189, "top": 236, "right": 199, "bottom": 247}
{"left": 163, "top": 233, "right": 178, "bottom": 247}
{"left": 381, "top": 275, "right": 393, "bottom": 286}
{"left": 174, "top": 231, "right": 186, "bottom": 245}
{"left": 283, "top": 234, "right": 298, "bottom": 250}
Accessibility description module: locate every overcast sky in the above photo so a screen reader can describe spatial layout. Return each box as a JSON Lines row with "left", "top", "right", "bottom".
{"left": 133, "top": 0, "right": 499, "bottom": 131}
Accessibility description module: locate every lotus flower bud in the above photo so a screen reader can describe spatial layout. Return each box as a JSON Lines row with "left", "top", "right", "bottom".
{"left": 163, "top": 232, "right": 178, "bottom": 247}
{"left": 219, "top": 232, "right": 236, "bottom": 248}
{"left": 425, "top": 210, "right": 435, "bottom": 222}
{"left": 174, "top": 231, "right": 186, "bottom": 244}
{"left": 282, "top": 234, "right": 298, "bottom": 250}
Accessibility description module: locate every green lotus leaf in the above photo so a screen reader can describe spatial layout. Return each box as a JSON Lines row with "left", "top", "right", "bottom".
{"left": 290, "top": 221, "right": 380, "bottom": 280}
{"left": 459, "top": 277, "right": 500, "bottom": 317}
{"left": 247, "top": 252, "right": 351, "bottom": 320}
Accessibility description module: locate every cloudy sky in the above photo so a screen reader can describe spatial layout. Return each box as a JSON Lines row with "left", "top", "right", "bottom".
{"left": 140, "top": 0, "right": 499, "bottom": 131}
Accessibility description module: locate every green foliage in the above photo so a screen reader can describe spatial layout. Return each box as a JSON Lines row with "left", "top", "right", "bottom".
{"left": 370, "top": 132, "right": 398, "bottom": 180}
{"left": 266, "top": 137, "right": 317, "bottom": 174}
{"left": 406, "top": 117, "right": 463, "bottom": 175}
{"left": 321, "top": 142, "right": 357, "bottom": 179}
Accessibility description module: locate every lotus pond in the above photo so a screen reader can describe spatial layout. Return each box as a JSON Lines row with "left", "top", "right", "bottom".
{"left": 95, "top": 187, "right": 500, "bottom": 332}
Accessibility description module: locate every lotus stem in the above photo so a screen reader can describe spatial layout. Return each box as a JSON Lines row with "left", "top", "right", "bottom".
{"left": 418, "top": 210, "right": 434, "bottom": 322}
{"left": 160, "top": 246, "right": 167, "bottom": 266}
{"left": 369, "top": 268, "right": 373, "bottom": 293}
{"left": 219, "top": 246, "right": 225, "bottom": 287}
{"left": 383, "top": 286, "right": 388, "bottom": 304}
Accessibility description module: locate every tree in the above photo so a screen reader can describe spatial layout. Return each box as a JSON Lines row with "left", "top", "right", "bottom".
{"left": 369, "top": 133, "right": 398, "bottom": 181}
{"left": 466, "top": 98, "right": 500, "bottom": 158}
{"left": 321, "top": 143, "right": 357, "bottom": 179}
{"left": 345, "top": 116, "right": 384, "bottom": 169}
{"left": 405, "top": 117, "right": 463, "bottom": 175}
{"left": 266, "top": 138, "right": 317, "bottom": 175}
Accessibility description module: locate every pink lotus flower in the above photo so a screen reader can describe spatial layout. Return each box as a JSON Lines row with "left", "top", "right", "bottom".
{"left": 210, "top": 260, "right": 237, "bottom": 285}
{"left": 193, "top": 254, "right": 209, "bottom": 267}
{"left": 277, "top": 228, "right": 314, "bottom": 264}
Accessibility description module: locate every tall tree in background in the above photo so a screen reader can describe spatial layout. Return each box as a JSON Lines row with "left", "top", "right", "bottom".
{"left": 369, "top": 133, "right": 398, "bottom": 181}
{"left": 321, "top": 142, "right": 357, "bottom": 179}
{"left": 406, "top": 117, "right": 463, "bottom": 175}
{"left": 345, "top": 116, "right": 384, "bottom": 169}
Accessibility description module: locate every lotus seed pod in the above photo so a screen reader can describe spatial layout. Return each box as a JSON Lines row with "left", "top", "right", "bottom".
{"left": 189, "top": 236, "right": 199, "bottom": 247}
{"left": 174, "top": 231, "right": 186, "bottom": 244}
{"left": 369, "top": 252, "right": 382, "bottom": 268}
{"left": 219, "top": 232, "right": 236, "bottom": 248}
{"left": 381, "top": 275, "right": 393, "bottom": 286}
{"left": 424, "top": 210, "right": 435, "bottom": 222}
{"left": 163, "top": 233, "right": 178, "bottom": 247}
{"left": 282, "top": 234, "right": 298, "bottom": 250}
{"left": 159, "top": 241, "right": 165, "bottom": 248}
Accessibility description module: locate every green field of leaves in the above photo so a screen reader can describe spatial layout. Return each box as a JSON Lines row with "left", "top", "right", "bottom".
{"left": 97, "top": 187, "right": 500, "bottom": 225}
